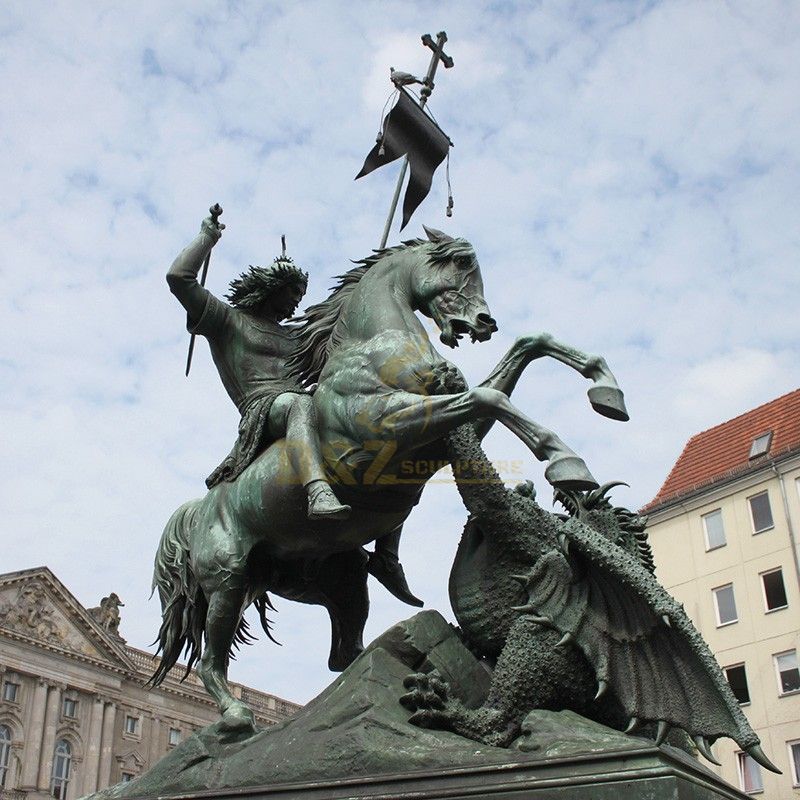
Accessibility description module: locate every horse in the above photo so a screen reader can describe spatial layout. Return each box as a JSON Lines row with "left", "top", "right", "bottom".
{"left": 151, "top": 227, "right": 629, "bottom": 730}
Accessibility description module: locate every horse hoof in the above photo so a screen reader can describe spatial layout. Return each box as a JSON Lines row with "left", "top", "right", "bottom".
{"left": 588, "top": 385, "right": 629, "bottom": 422}
{"left": 220, "top": 702, "right": 256, "bottom": 732}
{"left": 545, "top": 456, "right": 598, "bottom": 491}
{"left": 328, "top": 645, "right": 363, "bottom": 672}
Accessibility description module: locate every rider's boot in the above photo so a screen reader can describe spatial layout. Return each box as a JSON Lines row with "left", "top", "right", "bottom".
{"left": 306, "top": 480, "right": 351, "bottom": 520}
{"left": 368, "top": 529, "right": 424, "bottom": 607}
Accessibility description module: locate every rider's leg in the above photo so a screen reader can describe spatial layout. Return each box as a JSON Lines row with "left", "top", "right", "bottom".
{"left": 269, "top": 393, "right": 351, "bottom": 520}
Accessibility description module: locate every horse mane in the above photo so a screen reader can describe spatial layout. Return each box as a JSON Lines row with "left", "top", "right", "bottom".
{"left": 286, "top": 238, "right": 427, "bottom": 388}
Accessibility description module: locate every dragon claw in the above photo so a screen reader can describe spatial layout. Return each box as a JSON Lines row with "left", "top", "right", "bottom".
{"left": 747, "top": 743, "right": 782, "bottom": 774}
{"left": 625, "top": 717, "right": 639, "bottom": 733}
{"left": 400, "top": 671, "right": 449, "bottom": 715}
{"left": 594, "top": 679, "right": 608, "bottom": 701}
{"left": 408, "top": 708, "right": 450, "bottom": 728}
{"left": 555, "top": 631, "right": 575, "bottom": 648}
{"left": 693, "top": 735, "right": 721, "bottom": 766}
{"left": 655, "top": 720, "right": 670, "bottom": 746}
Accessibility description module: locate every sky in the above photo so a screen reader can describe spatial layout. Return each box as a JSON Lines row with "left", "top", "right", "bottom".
{"left": 2, "top": 0, "right": 799, "bottom": 705}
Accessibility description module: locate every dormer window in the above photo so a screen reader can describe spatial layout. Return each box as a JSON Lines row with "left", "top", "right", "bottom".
{"left": 749, "top": 431, "right": 772, "bottom": 459}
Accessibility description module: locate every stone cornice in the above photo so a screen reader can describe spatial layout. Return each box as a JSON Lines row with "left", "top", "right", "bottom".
{"left": 0, "top": 568, "right": 137, "bottom": 673}
{"left": 0, "top": 625, "right": 130, "bottom": 677}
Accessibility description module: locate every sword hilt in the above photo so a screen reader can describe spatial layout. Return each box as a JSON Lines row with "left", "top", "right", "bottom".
{"left": 209, "top": 203, "right": 223, "bottom": 227}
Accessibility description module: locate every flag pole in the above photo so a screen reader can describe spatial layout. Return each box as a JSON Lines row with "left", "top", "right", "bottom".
{"left": 378, "top": 32, "right": 453, "bottom": 249}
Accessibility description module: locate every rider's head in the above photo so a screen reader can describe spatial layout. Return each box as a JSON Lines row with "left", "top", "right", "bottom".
{"left": 226, "top": 256, "right": 309, "bottom": 321}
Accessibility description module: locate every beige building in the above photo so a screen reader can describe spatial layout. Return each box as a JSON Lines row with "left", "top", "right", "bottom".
{"left": 643, "top": 389, "right": 800, "bottom": 797}
{"left": 0, "top": 567, "right": 301, "bottom": 800}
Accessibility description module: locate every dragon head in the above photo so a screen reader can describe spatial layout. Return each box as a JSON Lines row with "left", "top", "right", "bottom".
{"left": 555, "top": 482, "right": 653, "bottom": 573}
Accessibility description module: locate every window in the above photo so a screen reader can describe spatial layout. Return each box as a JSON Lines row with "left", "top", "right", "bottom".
{"left": 50, "top": 739, "right": 71, "bottom": 800}
{"left": 713, "top": 583, "right": 738, "bottom": 626}
{"left": 737, "top": 751, "right": 763, "bottom": 793}
{"left": 0, "top": 725, "right": 11, "bottom": 788}
{"left": 168, "top": 727, "right": 181, "bottom": 746}
{"left": 702, "top": 509, "right": 726, "bottom": 550}
{"left": 2, "top": 682, "right": 19, "bottom": 703}
{"left": 62, "top": 697, "right": 78, "bottom": 718}
{"left": 788, "top": 740, "right": 800, "bottom": 787}
{"left": 761, "top": 569, "right": 788, "bottom": 612}
{"left": 121, "top": 772, "right": 135, "bottom": 783}
{"left": 724, "top": 664, "right": 751, "bottom": 704}
{"left": 749, "top": 432, "right": 772, "bottom": 459}
{"left": 124, "top": 715, "right": 139, "bottom": 735}
{"left": 748, "top": 492, "right": 774, "bottom": 533}
{"left": 775, "top": 650, "right": 800, "bottom": 695}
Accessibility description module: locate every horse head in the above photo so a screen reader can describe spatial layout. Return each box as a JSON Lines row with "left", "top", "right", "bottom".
{"left": 412, "top": 227, "right": 498, "bottom": 348}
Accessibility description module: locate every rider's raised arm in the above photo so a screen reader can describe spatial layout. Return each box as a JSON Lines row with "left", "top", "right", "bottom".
{"left": 167, "top": 216, "right": 229, "bottom": 336}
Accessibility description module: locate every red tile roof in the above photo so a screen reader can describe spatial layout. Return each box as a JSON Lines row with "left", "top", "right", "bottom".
{"left": 642, "top": 388, "right": 800, "bottom": 513}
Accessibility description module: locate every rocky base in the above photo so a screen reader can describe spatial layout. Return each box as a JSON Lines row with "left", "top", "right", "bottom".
{"left": 85, "top": 611, "right": 748, "bottom": 800}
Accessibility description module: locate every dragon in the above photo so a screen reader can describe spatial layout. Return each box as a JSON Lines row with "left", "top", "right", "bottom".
{"left": 400, "top": 423, "right": 779, "bottom": 774}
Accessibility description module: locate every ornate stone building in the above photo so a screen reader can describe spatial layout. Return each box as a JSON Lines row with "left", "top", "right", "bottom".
{"left": 643, "top": 389, "right": 800, "bottom": 797}
{"left": 0, "top": 567, "right": 301, "bottom": 800}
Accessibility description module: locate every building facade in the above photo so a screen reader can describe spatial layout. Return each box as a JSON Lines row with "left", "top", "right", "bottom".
{"left": 643, "top": 389, "right": 800, "bottom": 797}
{"left": 0, "top": 567, "right": 301, "bottom": 800}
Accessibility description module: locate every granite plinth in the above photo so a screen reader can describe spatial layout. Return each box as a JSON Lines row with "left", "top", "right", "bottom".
{"left": 108, "top": 748, "right": 750, "bottom": 799}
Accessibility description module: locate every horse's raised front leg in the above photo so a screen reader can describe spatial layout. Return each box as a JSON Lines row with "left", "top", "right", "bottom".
{"left": 476, "top": 333, "right": 628, "bottom": 435}
{"left": 380, "top": 388, "right": 597, "bottom": 491}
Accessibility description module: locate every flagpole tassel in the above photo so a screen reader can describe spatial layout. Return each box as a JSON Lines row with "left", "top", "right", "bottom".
{"left": 445, "top": 150, "right": 454, "bottom": 217}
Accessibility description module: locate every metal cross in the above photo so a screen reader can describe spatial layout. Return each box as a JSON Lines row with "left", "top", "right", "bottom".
{"left": 420, "top": 32, "right": 454, "bottom": 101}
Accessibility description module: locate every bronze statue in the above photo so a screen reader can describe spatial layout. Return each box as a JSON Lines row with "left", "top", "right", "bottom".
{"left": 167, "top": 217, "right": 350, "bottom": 521}
{"left": 152, "top": 219, "right": 628, "bottom": 732}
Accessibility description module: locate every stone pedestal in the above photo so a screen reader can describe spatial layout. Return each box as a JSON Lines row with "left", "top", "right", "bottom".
{"left": 85, "top": 611, "right": 749, "bottom": 800}
{"left": 87, "top": 745, "right": 749, "bottom": 799}
{"left": 146, "top": 748, "right": 748, "bottom": 799}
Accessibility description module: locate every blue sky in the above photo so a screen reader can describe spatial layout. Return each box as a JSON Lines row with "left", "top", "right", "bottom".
{"left": 2, "top": 1, "right": 799, "bottom": 704}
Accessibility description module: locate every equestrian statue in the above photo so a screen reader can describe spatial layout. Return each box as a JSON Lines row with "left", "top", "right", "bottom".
{"left": 150, "top": 211, "right": 780, "bottom": 774}
{"left": 151, "top": 211, "right": 627, "bottom": 732}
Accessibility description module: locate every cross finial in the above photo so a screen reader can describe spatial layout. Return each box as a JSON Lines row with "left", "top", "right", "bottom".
{"left": 420, "top": 32, "right": 453, "bottom": 101}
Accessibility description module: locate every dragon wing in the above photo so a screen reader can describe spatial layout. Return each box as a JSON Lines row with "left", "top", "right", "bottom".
{"left": 517, "top": 516, "right": 778, "bottom": 773}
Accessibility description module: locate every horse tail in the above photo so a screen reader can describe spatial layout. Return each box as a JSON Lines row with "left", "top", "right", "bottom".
{"left": 148, "top": 500, "right": 207, "bottom": 687}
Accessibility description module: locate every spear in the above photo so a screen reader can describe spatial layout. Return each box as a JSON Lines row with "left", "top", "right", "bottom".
{"left": 379, "top": 32, "right": 454, "bottom": 248}
{"left": 185, "top": 203, "right": 223, "bottom": 376}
